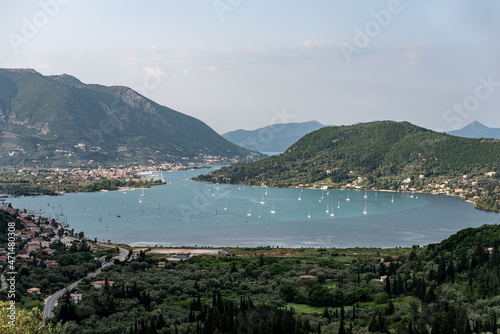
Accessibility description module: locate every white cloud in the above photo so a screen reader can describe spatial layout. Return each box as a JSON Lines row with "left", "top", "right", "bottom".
{"left": 208, "top": 65, "right": 217, "bottom": 73}
{"left": 143, "top": 66, "right": 165, "bottom": 78}
{"left": 402, "top": 51, "right": 419, "bottom": 69}
{"left": 301, "top": 40, "right": 313, "bottom": 48}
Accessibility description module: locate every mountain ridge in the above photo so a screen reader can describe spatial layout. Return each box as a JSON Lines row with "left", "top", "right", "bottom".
{"left": 0, "top": 68, "right": 262, "bottom": 166}
{"left": 222, "top": 120, "right": 326, "bottom": 153}
{"left": 448, "top": 121, "right": 500, "bottom": 139}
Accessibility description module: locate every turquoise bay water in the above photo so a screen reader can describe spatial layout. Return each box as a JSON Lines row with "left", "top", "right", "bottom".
{"left": 9, "top": 168, "right": 499, "bottom": 248}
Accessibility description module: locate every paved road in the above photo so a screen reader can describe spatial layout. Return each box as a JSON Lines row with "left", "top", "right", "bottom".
{"left": 43, "top": 243, "right": 128, "bottom": 321}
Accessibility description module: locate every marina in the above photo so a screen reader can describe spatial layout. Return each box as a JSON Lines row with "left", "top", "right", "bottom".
{"left": 8, "top": 168, "right": 499, "bottom": 248}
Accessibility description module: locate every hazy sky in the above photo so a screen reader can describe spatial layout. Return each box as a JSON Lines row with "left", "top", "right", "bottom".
{"left": 1, "top": 1, "right": 499, "bottom": 134}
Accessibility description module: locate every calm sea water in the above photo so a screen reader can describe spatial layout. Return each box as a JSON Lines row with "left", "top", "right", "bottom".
{"left": 9, "top": 168, "right": 499, "bottom": 248}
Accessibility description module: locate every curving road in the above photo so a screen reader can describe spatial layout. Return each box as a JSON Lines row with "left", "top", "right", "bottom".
{"left": 43, "top": 243, "right": 128, "bottom": 321}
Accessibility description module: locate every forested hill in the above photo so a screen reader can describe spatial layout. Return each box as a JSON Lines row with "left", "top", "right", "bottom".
{"left": 0, "top": 68, "right": 261, "bottom": 166}
{"left": 195, "top": 121, "right": 500, "bottom": 211}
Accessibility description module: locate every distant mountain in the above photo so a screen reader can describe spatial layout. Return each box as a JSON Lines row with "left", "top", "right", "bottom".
{"left": 0, "top": 69, "right": 262, "bottom": 166}
{"left": 196, "top": 121, "right": 500, "bottom": 188}
{"left": 222, "top": 121, "right": 325, "bottom": 154}
{"left": 448, "top": 121, "right": 500, "bottom": 139}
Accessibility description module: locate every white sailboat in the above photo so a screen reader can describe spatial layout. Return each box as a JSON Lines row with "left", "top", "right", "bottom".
{"left": 338, "top": 200, "right": 340, "bottom": 209}
{"left": 363, "top": 204, "right": 367, "bottom": 215}
{"left": 326, "top": 203, "right": 329, "bottom": 213}
{"left": 139, "top": 198, "right": 142, "bottom": 203}
{"left": 99, "top": 211, "right": 103, "bottom": 222}
{"left": 410, "top": 190, "right": 414, "bottom": 198}
{"left": 258, "top": 210, "right": 261, "bottom": 219}
{"left": 156, "top": 201, "right": 160, "bottom": 209}
{"left": 364, "top": 190, "right": 368, "bottom": 199}
{"left": 330, "top": 205, "right": 334, "bottom": 217}
{"left": 247, "top": 208, "right": 252, "bottom": 217}
{"left": 260, "top": 195, "right": 265, "bottom": 205}
{"left": 270, "top": 203, "right": 276, "bottom": 214}
{"left": 265, "top": 187, "right": 268, "bottom": 195}
{"left": 391, "top": 195, "right": 394, "bottom": 203}
{"left": 346, "top": 192, "right": 350, "bottom": 202}
{"left": 308, "top": 209, "right": 311, "bottom": 219}
{"left": 141, "top": 189, "right": 145, "bottom": 197}
{"left": 224, "top": 202, "right": 229, "bottom": 211}
{"left": 298, "top": 192, "right": 301, "bottom": 201}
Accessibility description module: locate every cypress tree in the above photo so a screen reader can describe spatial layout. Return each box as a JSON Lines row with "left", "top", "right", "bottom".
{"left": 437, "top": 256, "right": 446, "bottom": 283}
{"left": 338, "top": 316, "right": 346, "bottom": 334}
{"left": 385, "top": 276, "right": 391, "bottom": 296}
{"left": 447, "top": 257, "right": 455, "bottom": 281}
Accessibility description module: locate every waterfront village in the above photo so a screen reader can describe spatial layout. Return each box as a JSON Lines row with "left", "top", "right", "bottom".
{"left": 0, "top": 203, "right": 226, "bottom": 308}
{"left": 250, "top": 169, "right": 498, "bottom": 203}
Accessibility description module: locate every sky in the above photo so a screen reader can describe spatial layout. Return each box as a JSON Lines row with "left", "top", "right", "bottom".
{"left": 0, "top": 0, "right": 499, "bottom": 134}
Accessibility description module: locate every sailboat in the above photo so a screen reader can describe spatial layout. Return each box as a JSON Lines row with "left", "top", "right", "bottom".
{"left": 99, "top": 211, "right": 103, "bottom": 222}
{"left": 260, "top": 195, "right": 265, "bottom": 204}
{"left": 172, "top": 203, "right": 175, "bottom": 210}
{"left": 364, "top": 190, "right": 368, "bottom": 199}
{"left": 141, "top": 189, "right": 145, "bottom": 197}
{"left": 326, "top": 203, "right": 329, "bottom": 213}
{"left": 363, "top": 204, "right": 367, "bottom": 215}
{"left": 156, "top": 201, "right": 160, "bottom": 209}
{"left": 330, "top": 205, "right": 334, "bottom": 217}
{"left": 270, "top": 203, "right": 276, "bottom": 214}
{"left": 265, "top": 187, "right": 268, "bottom": 195}
{"left": 410, "top": 190, "right": 414, "bottom": 198}
{"left": 327, "top": 190, "right": 330, "bottom": 196}
{"left": 319, "top": 195, "right": 322, "bottom": 203}
{"left": 139, "top": 198, "right": 142, "bottom": 203}
{"left": 298, "top": 192, "right": 301, "bottom": 201}
{"left": 338, "top": 200, "right": 340, "bottom": 209}
{"left": 391, "top": 195, "right": 394, "bottom": 203}
{"left": 247, "top": 208, "right": 252, "bottom": 217}
{"left": 224, "top": 202, "right": 229, "bottom": 211}
{"left": 346, "top": 192, "right": 351, "bottom": 202}
{"left": 308, "top": 209, "right": 311, "bottom": 219}
{"left": 258, "top": 210, "right": 261, "bottom": 218}
{"left": 139, "top": 206, "right": 143, "bottom": 213}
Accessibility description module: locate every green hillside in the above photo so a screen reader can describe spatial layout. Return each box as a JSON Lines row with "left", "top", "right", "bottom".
{"left": 195, "top": 121, "right": 500, "bottom": 211}
{"left": 0, "top": 69, "right": 261, "bottom": 167}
